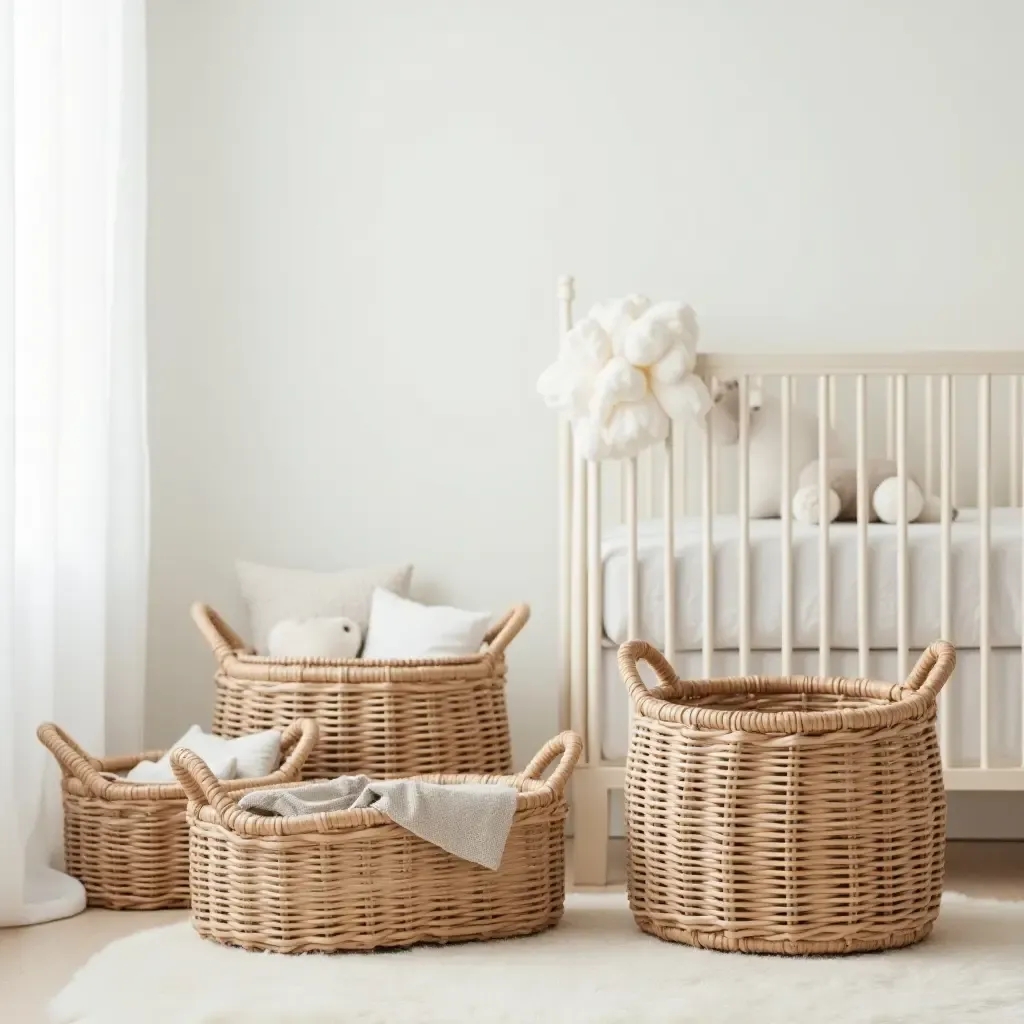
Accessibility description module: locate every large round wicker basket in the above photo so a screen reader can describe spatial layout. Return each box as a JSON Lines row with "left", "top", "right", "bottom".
{"left": 170, "top": 731, "right": 581, "bottom": 953}
{"left": 193, "top": 602, "right": 525, "bottom": 780}
{"left": 37, "top": 718, "right": 319, "bottom": 910}
{"left": 619, "top": 640, "right": 955, "bottom": 955}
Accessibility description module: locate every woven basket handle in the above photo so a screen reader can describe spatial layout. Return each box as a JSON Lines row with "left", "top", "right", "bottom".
{"left": 520, "top": 731, "right": 583, "bottom": 800}
{"left": 903, "top": 641, "right": 957, "bottom": 699}
{"left": 36, "top": 723, "right": 114, "bottom": 798}
{"left": 191, "top": 603, "right": 248, "bottom": 663}
{"left": 617, "top": 640, "right": 678, "bottom": 707}
{"left": 276, "top": 718, "right": 320, "bottom": 776}
{"left": 170, "top": 747, "right": 243, "bottom": 820}
{"left": 484, "top": 604, "right": 530, "bottom": 658}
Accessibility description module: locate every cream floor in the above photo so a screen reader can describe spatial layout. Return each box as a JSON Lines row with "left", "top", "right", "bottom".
{"left": 3, "top": 840, "right": 1023, "bottom": 1024}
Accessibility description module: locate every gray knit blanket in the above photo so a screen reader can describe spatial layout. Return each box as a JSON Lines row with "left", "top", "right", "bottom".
{"left": 237, "top": 776, "right": 518, "bottom": 870}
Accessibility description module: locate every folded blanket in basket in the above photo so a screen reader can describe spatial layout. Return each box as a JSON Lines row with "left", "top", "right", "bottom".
{"left": 237, "top": 776, "right": 518, "bottom": 870}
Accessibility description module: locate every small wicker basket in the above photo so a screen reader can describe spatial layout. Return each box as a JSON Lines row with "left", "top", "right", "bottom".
{"left": 170, "top": 730, "right": 582, "bottom": 953}
{"left": 38, "top": 717, "right": 319, "bottom": 910}
{"left": 194, "top": 602, "right": 527, "bottom": 779}
{"left": 619, "top": 640, "right": 955, "bottom": 955}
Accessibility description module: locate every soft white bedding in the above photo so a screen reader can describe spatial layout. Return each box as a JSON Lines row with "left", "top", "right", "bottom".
{"left": 598, "top": 645, "right": 1023, "bottom": 765}
{"left": 602, "top": 508, "right": 1023, "bottom": 650}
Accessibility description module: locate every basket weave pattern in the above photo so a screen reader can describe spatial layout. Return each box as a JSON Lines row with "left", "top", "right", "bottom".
{"left": 171, "top": 731, "right": 582, "bottom": 953}
{"left": 38, "top": 718, "right": 319, "bottom": 910}
{"left": 195, "top": 603, "right": 525, "bottom": 779}
{"left": 619, "top": 641, "right": 954, "bottom": 955}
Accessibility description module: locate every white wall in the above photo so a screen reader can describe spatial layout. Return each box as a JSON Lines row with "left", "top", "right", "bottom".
{"left": 146, "top": 0, "right": 1024, "bottom": 834}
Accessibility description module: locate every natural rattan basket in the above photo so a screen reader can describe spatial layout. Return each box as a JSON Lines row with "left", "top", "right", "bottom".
{"left": 38, "top": 717, "right": 319, "bottom": 910}
{"left": 618, "top": 640, "right": 955, "bottom": 955}
{"left": 170, "top": 730, "right": 581, "bottom": 953}
{"left": 194, "top": 602, "right": 526, "bottom": 779}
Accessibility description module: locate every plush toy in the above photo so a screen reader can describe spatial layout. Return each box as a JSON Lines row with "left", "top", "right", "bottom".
{"left": 266, "top": 616, "right": 363, "bottom": 659}
{"left": 707, "top": 378, "right": 949, "bottom": 524}
{"left": 706, "top": 379, "right": 842, "bottom": 518}
{"left": 792, "top": 457, "right": 949, "bottom": 524}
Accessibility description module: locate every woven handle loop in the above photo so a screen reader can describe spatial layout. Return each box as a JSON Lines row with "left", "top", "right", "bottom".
{"left": 483, "top": 604, "right": 530, "bottom": 658}
{"left": 170, "top": 748, "right": 241, "bottom": 820}
{"left": 276, "top": 717, "right": 320, "bottom": 774}
{"left": 36, "top": 723, "right": 113, "bottom": 797}
{"left": 618, "top": 640, "right": 679, "bottom": 708}
{"left": 191, "top": 603, "right": 248, "bottom": 663}
{"left": 519, "top": 731, "right": 583, "bottom": 800}
{"left": 902, "top": 641, "right": 956, "bottom": 699}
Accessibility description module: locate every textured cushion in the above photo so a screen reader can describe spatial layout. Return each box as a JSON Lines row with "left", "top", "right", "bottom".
{"left": 361, "top": 588, "right": 492, "bottom": 660}
{"left": 125, "top": 726, "right": 282, "bottom": 783}
{"left": 237, "top": 561, "right": 413, "bottom": 652}
{"left": 267, "top": 616, "right": 363, "bottom": 659}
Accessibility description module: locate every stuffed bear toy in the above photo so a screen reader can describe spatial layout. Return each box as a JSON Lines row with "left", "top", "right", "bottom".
{"left": 708, "top": 379, "right": 948, "bottom": 523}
{"left": 266, "top": 616, "right": 363, "bottom": 659}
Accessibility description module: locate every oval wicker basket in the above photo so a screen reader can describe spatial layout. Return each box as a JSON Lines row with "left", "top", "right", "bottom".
{"left": 194, "top": 602, "right": 527, "bottom": 779}
{"left": 170, "top": 730, "right": 582, "bottom": 953}
{"left": 618, "top": 640, "right": 955, "bottom": 955}
{"left": 37, "top": 718, "right": 319, "bottom": 910}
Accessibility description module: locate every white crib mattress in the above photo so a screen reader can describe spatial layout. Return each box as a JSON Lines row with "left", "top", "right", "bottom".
{"left": 602, "top": 508, "right": 1023, "bottom": 650}
{"left": 598, "top": 645, "right": 1023, "bottom": 765}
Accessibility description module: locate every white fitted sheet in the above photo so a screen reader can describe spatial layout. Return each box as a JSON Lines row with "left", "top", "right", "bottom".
{"left": 599, "top": 645, "right": 1023, "bottom": 766}
{"left": 602, "top": 508, "right": 1023, "bottom": 650}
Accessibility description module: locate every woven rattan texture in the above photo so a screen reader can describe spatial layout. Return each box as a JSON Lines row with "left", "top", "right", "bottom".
{"left": 620, "top": 641, "right": 953, "bottom": 955}
{"left": 38, "top": 719, "right": 318, "bottom": 910}
{"left": 196, "top": 603, "right": 525, "bottom": 779}
{"left": 171, "top": 731, "right": 581, "bottom": 953}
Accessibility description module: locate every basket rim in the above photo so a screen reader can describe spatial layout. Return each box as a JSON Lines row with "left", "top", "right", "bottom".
{"left": 172, "top": 731, "right": 582, "bottom": 837}
{"left": 619, "top": 641, "right": 956, "bottom": 734}
{"left": 38, "top": 719, "right": 320, "bottom": 803}
{"left": 192, "top": 602, "right": 529, "bottom": 678}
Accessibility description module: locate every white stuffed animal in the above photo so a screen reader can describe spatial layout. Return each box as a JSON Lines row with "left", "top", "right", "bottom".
{"left": 706, "top": 379, "right": 842, "bottom": 518}
{"left": 267, "top": 616, "right": 363, "bottom": 659}
{"left": 792, "top": 457, "right": 949, "bottom": 525}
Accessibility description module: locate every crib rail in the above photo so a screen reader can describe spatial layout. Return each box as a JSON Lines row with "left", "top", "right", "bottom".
{"left": 558, "top": 278, "right": 1024, "bottom": 790}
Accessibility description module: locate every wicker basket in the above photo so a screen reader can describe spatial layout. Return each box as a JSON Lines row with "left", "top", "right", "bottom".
{"left": 170, "top": 730, "right": 581, "bottom": 952}
{"left": 37, "top": 718, "right": 319, "bottom": 910}
{"left": 193, "top": 602, "right": 527, "bottom": 779}
{"left": 618, "top": 640, "right": 955, "bottom": 955}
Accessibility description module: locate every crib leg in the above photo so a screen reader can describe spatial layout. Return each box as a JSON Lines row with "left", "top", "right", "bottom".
{"left": 571, "top": 770, "right": 610, "bottom": 887}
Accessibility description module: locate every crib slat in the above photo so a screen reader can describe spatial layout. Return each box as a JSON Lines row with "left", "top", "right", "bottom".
{"left": 663, "top": 429, "right": 676, "bottom": 660}
{"left": 1011, "top": 375, "right": 1021, "bottom": 507}
{"left": 828, "top": 375, "right": 838, "bottom": 431}
{"left": 626, "top": 457, "right": 639, "bottom": 730}
{"left": 979, "top": 375, "right": 991, "bottom": 769}
{"left": 571, "top": 454, "right": 588, "bottom": 754}
{"left": 702, "top": 419, "right": 715, "bottom": 679}
{"left": 950, "top": 376, "right": 958, "bottom": 510}
{"left": 586, "top": 460, "right": 603, "bottom": 767}
{"left": 924, "top": 375, "right": 935, "bottom": 500}
{"left": 780, "top": 375, "right": 793, "bottom": 676}
{"left": 886, "top": 375, "right": 896, "bottom": 460}
{"left": 896, "top": 374, "right": 909, "bottom": 682}
{"left": 856, "top": 374, "right": 869, "bottom": 680}
{"left": 939, "top": 374, "right": 952, "bottom": 760}
{"left": 738, "top": 375, "right": 751, "bottom": 676}
{"left": 645, "top": 446, "right": 657, "bottom": 520}
{"left": 818, "top": 375, "right": 830, "bottom": 677}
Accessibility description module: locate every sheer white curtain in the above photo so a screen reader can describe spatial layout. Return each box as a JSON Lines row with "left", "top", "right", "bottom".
{"left": 0, "top": 0, "right": 148, "bottom": 926}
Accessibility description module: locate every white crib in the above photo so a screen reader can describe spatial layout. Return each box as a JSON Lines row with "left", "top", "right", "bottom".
{"left": 555, "top": 275, "right": 1024, "bottom": 886}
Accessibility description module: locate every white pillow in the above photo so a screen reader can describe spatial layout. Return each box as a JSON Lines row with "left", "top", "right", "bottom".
{"left": 237, "top": 560, "right": 413, "bottom": 652}
{"left": 361, "top": 588, "right": 492, "bottom": 660}
{"left": 126, "top": 753, "right": 237, "bottom": 784}
{"left": 124, "top": 725, "right": 282, "bottom": 783}
{"left": 267, "top": 616, "right": 363, "bottom": 659}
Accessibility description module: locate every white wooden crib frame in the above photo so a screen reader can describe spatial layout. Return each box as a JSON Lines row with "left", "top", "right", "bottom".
{"left": 555, "top": 275, "right": 1024, "bottom": 886}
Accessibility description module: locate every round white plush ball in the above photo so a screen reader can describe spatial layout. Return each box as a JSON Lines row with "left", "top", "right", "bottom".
{"left": 872, "top": 476, "right": 924, "bottom": 524}
{"left": 267, "top": 616, "right": 363, "bottom": 659}
{"left": 792, "top": 485, "right": 841, "bottom": 525}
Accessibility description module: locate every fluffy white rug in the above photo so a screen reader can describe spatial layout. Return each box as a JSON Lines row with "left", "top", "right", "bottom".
{"left": 49, "top": 892, "right": 1023, "bottom": 1023}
